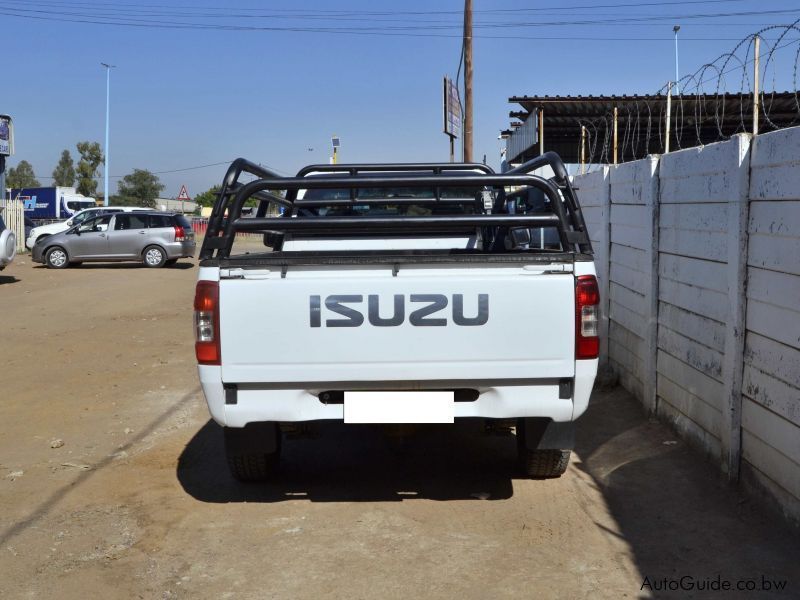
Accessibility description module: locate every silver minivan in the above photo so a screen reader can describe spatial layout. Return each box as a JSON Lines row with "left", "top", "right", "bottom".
{"left": 32, "top": 211, "right": 196, "bottom": 268}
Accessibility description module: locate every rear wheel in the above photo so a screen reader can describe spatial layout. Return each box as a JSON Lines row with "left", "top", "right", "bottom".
{"left": 45, "top": 246, "right": 69, "bottom": 269}
{"left": 224, "top": 422, "right": 281, "bottom": 482}
{"left": 517, "top": 418, "right": 571, "bottom": 478}
{"left": 519, "top": 448, "right": 571, "bottom": 478}
{"left": 142, "top": 245, "right": 166, "bottom": 268}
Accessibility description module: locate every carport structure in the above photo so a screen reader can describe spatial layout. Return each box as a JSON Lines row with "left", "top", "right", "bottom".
{"left": 502, "top": 92, "right": 800, "bottom": 166}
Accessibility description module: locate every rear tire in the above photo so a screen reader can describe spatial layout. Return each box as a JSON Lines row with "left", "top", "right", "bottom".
{"left": 224, "top": 423, "right": 281, "bottom": 482}
{"left": 45, "top": 246, "right": 69, "bottom": 269}
{"left": 517, "top": 418, "right": 571, "bottom": 478}
{"left": 142, "top": 245, "right": 166, "bottom": 268}
{"left": 519, "top": 448, "right": 571, "bottom": 478}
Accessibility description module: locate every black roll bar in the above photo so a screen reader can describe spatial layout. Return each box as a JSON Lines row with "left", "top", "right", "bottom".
{"left": 199, "top": 157, "right": 592, "bottom": 260}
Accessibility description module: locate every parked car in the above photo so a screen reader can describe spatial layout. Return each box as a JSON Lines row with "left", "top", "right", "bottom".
{"left": 32, "top": 211, "right": 195, "bottom": 268}
{"left": 25, "top": 206, "right": 151, "bottom": 250}
{"left": 0, "top": 213, "right": 16, "bottom": 270}
{"left": 24, "top": 216, "right": 35, "bottom": 241}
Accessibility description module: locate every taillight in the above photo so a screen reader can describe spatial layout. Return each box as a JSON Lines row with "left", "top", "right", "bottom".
{"left": 576, "top": 275, "right": 600, "bottom": 359}
{"left": 174, "top": 225, "right": 186, "bottom": 242}
{"left": 194, "top": 281, "right": 220, "bottom": 365}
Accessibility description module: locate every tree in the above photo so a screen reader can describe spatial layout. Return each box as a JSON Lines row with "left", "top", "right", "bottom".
{"left": 52, "top": 149, "right": 76, "bottom": 187}
{"left": 116, "top": 169, "right": 164, "bottom": 208}
{"left": 76, "top": 141, "right": 104, "bottom": 198}
{"left": 6, "top": 160, "right": 40, "bottom": 188}
{"left": 194, "top": 185, "right": 220, "bottom": 208}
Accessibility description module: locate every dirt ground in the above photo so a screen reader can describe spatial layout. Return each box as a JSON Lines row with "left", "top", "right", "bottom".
{"left": 0, "top": 257, "right": 798, "bottom": 600}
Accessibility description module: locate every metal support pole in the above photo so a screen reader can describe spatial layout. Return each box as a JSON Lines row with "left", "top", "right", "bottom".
{"left": 753, "top": 35, "right": 761, "bottom": 136}
{"left": 665, "top": 83, "right": 672, "bottom": 154}
{"left": 449, "top": 137, "right": 455, "bottom": 163}
{"left": 101, "top": 63, "right": 115, "bottom": 207}
{"left": 580, "top": 125, "right": 586, "bottom": 174}
{"left": 673, "top": 25, "right": 681, "bottom": 94}
{"left": 538, "top": 108, "right": 544, "bottom": 156}
{"left": 613, "top": 106, "right": 618, "bottom": 164}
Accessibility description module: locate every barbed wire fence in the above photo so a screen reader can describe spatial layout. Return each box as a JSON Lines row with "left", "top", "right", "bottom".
{"left": 577, "top": 18, "right": 800, "bottom": 171}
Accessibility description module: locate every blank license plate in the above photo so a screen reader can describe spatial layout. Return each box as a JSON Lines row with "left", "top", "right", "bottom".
{"left": 344, "top": 391, "right": 455, "bottom": 424}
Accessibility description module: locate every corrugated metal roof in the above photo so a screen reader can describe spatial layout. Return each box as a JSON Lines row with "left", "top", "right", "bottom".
{"left": 504, "top": 92, "right": 800, "bottom": 164}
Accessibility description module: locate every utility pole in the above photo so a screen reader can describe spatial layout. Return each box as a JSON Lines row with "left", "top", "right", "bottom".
{"left": 463, "top": 0, "right": 473, "bottom": 163}
{"left": 101, "top": 62, "right": 115, "bottom": 207}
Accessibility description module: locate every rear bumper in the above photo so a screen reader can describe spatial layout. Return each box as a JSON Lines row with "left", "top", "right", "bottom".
{"left": 164, "top": 240, "right": 196, "bottom": 259}
{"left": 198, "top": 359, "right": 597, "bottom": 427}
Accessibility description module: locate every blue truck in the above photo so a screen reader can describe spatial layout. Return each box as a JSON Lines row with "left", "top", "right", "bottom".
{"left": 9, "top": 186, "right": 96, "bottom": 221}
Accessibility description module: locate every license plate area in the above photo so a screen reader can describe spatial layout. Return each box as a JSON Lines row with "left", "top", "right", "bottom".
{"left": 344, "top": 391, "right": 455, "bottom": 424}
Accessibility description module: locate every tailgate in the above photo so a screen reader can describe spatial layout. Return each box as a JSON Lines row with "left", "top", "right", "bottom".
{"left": 218, "top": 264, "right": 575, "bottom": 383}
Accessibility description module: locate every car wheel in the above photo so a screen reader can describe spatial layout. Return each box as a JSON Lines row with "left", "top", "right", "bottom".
{"left": 224, "top": 423, "right": 281, "bottom": 482}
{"left": 518, "top": 448, "right": 571, "bottom": 478}
{"left": 516, "top": 418, "right": 571, "bottom": 478}
{"left": 45, "top": 246, "right": 69, "bottom": 269}
{"left": 142, "top": 245, "right": 167, "bottom": 268}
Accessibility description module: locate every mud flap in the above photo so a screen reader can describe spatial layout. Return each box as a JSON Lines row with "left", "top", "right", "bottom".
{"left": 518, "top": 418, "right": 575, "bottom": 451}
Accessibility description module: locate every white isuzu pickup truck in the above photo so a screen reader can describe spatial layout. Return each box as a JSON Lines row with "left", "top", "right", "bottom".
{"left": 195, "top": 154, "right": 599, "bottom": 481}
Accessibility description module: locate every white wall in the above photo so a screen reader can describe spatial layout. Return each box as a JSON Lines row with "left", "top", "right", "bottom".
{"left": 572, "top": 129, "right": 800, "bottom": 523}
{"left": 741, "top": 128, "right": 800, "bottom": 519}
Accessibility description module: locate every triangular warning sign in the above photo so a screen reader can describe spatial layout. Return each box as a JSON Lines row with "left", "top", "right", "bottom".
{"left": 177, "top": 185, "right": 191, "bottom": 201}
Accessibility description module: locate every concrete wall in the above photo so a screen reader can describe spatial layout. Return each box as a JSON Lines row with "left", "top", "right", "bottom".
{"left": 573, "top": 129, "right": 800, "bottom": 523}
{"left": 741, "top": 128, "right": 800, "bottom": 520}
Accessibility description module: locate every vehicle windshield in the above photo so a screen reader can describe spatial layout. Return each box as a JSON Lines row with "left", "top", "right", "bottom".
{"left": 68, "top": 201, "right": 95, "bottom": 212}
{"left": 72, "top": 211, "right": 96, "bottom": 224}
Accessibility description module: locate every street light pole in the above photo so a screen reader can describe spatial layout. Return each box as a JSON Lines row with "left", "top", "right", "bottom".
{"left": 101, "top": 62, "right": 115, "bottom": 207}
{"left": 673, "top": 25, "right": 680, "bottom": 93}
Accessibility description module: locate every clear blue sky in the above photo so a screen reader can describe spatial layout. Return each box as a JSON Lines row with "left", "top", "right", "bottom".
{"left": 4, "top": 0, "right": 800, "bottom": 198}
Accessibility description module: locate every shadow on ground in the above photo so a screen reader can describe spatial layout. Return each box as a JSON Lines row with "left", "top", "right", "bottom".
{"left": 177, "top": 387, "right": 799, "bottom": 593}
{"left": 0, "top": 275, "right": 19, "bottom": 284}
{"left": 177, "top": 419, "right": 516, "bottom": 503}
{"left": 574, "top": 388, "right": 800, "bottom": 595}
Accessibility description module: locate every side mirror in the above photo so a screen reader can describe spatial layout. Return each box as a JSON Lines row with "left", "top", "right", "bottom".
{"left": 66, "top": 219, "right": 74, "bottom": 226}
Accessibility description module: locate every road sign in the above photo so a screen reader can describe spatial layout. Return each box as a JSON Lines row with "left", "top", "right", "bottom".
{"left": 443, "top": 77, "right": 462, "bottom": 139}
{"left": 0, "top": 115, "right": 14, "bottom": 156}
{"left": 177, "top": 185, "right": 191, "bottom": 201}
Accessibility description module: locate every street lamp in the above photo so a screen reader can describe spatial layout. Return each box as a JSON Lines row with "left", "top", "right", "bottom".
{"left": 101, "top": 62, "right": 115, "bottom": 206}
{"left": 673, "top": 26, "right": 681, "bottom": 93}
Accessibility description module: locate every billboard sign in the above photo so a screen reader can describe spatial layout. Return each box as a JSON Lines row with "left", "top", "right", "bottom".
{"left": 0, "top": 115, "right": 13, "bottom": 156}
{"left": 443, "top": 77, "right": 461, "bottom": 139}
